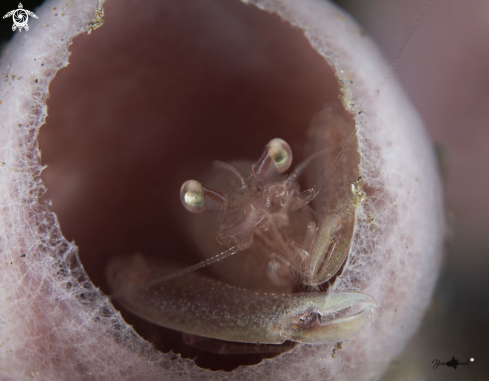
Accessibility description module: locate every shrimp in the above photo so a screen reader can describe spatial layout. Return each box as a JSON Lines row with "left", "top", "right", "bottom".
{"left": 169, "top": 106, "right": 362, "bottom": 291}
{"left": 108, "top": 106, "right": 376, "bottom": 346}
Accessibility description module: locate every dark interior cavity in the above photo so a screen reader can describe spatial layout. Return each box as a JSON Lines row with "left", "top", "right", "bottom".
{"left": 39, "top": 0, "right": 346, "bottom": 370}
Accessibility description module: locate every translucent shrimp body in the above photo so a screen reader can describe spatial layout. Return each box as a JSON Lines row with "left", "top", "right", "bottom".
{"left": 108, "top": 254, "right": 376, "bottom": 345}
{"left": 178, "top": 107, "right": 361, "bottom": 291}
{"left": 107, "top": 107, "right": 373, "bottom": 348}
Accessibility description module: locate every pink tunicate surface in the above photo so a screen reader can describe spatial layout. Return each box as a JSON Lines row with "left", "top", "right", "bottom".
{"left": 0, "top": 0, "right": 443, "bottom": 379}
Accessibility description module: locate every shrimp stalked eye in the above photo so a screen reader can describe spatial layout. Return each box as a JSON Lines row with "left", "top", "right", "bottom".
{"left": 252, "top": 138, "right": 293, "bottom": 178}
{"left": 180, "top": 180, "right": 226, "bottom": 214}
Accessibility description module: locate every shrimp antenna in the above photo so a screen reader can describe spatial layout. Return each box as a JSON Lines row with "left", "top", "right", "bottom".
{"left": 285, "top": 146, "right": 334, "bottom": 184}
{"left": 309, "top": 128, "right": 357, "bottom": 193}
{"left": 213, "top": 161, "right": 248, "bottom": 190}
{"left": 377, "top": 0, "right": 430, "bottom": 94}
{"left": 109, "top": 246, "right": 239, "bottom": 300}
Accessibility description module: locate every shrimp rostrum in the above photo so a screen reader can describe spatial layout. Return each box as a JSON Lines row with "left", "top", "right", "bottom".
{"left": 107, "top": 107, "right": 376, "bottom": 346}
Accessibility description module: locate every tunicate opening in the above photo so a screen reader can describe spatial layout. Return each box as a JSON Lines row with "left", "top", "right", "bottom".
{"left": 39, "top": 0, "right": 356, "bottom": 371}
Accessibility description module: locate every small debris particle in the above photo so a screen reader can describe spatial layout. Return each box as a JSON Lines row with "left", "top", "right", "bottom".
{"left": 335, "top": 342, "right": 343, "bottom": 350}
{"left": 35, "top": 79, "right": 38, "bottom": 83}
{"left": 89, "top": 7, "right": 105, "bottom": 32}
{"left": 364, "top": 214, "right": 375, "bottom": 224}
{"left": 40, "top": 62, "right": 45, "bottom": 67}
{"left": 351, "top": 175, "right": 367, "bottom": 206}
{"left": 20, "top": 254, "right": 26, "bottom": 258}
{"left": 332, "top": 348, "right": 336, "bottom": 358}
{"left": 335, "top": 13, "right": 347, "bottom": 22}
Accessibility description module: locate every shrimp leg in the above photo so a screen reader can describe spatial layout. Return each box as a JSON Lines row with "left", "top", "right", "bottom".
{"left": 107, "top": 254, "right": 376, "bottom": 345}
